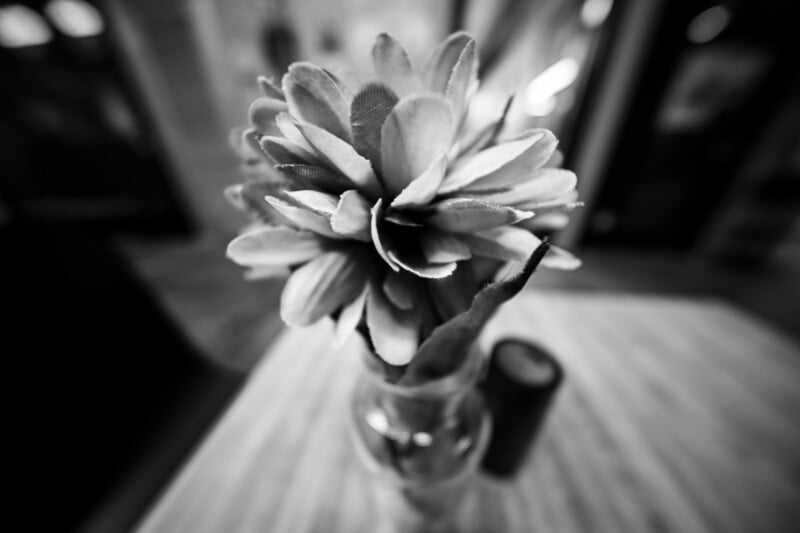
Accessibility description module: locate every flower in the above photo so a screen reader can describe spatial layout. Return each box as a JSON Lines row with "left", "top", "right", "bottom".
{"left": 226, "top": 31, "right": 580, "bottom": 368}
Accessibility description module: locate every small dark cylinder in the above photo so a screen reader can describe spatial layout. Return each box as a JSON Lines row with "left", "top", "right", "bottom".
{"left": 479, "top": 338, "right": 564, "bottom": 477}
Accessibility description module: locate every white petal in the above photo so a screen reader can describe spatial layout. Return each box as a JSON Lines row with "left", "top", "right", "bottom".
{"left": 284, "top": 190, "right": 339, "bottom": 216}
{"left": 295, "top": 120, "right": 382, "bottom": 199}
{"left": 388, "top": 250, "right": 457, "bottom": 279}
{"left": 331, "top": 190, "right": 371, "bottom": 242}
{"left": 366, "top": 283, "right": 420, "bottom": 366}
{"left": 542, "top": 245, "right": 582, "bottom": 270}
{"left": 459, "top": 226, "right": 542, "bottom": 261}
{"left": 265, "top": 195, "right": 344, "bottom": 239}
{"left": 260, "top": 136, "right": 319, "bottom": 165}
{"left": 439, "top": 130, "right": 557, "bottom": 194}
{"left": 418, "top": 231, "right": 472, "bottom": 263}
{"left": 486, "top": 169, "right": 577, "bottom": 207}
{"left": 334, "top": 284, "right": 368, "bottom": 348}
{"left": 370, "top": 198, "right": 400, "bottom": 271}
{"left": 372, "top": 33, "right": 420, "bottom": 97}
{"left": 426, "top": 199, "right": 533, "bottom": 233}
{"left": 249, "top": 97, "right": 288, "bottom": 132}
{"left": 257, "top": 76, "right": 285, "bottom": 100}
{"left": 282, "top": 62, "right": 351, "bottom": 141}
{"left": 280, "top": 250, "right": 369, "bottom": 326}
{"left": 244, "top": 265, "right": 290, "bottom": 280}
{"left": 275, "top": 112, "right": 317, "bottom": 154}
{"left": 226, "top": 226, "right": 324, "bottom": 267}
{"left": 421, "top": 31, "right": 474, "bottom": 94}
{"left": 390, "top": 154, "right": 448, "bottom": 209}
{"left": 381, "top": 94, "right": 453, "bottom": 198}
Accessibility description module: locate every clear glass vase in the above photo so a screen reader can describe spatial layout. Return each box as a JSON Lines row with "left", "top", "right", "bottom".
{"left": 350, "top": 344, "right": 491, "bottom": 532}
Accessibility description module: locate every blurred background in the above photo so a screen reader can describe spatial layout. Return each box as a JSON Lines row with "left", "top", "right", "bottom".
{"left": 2, "top": 0, "right": 798, "bottom": 530}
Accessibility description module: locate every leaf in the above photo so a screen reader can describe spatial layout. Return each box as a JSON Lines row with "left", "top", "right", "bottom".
{"left": 265, "top": 195, "right": 344, "bottom": 239}
{"left": 248, "top": 97, "right": 289, "bottom": 132}
{"left": 459, "top": 226, "right": 542, "bottom": 261}
{"left": 280, "top": 249, "right": 369, "bottom": 327}
{"left": 260, "top": 136, "right": 318, "bottom": 165}
{"left": 418, "top": 230, "right": 472, "bottom": 263}
{"left": 387, "top": 250, "right": 457, "bottom": 279}
{"left": 226, "top": 226, "right": 324, "bottom": 267}
{"left": 401, "top": 240, "right": 550, "bottom": 385}
{"left": 295, "top": 120, "right": 383, "bottom": 199}
{"left": 370, "top": 198, "right": 400, "bottom": 271}
{"left": 350, "top": 82, "right": 399, "bottom": 169}
{"left": 284, "top": 190, "right": 339, "bottom": 216}
{"left": 390, "top": 154, "right": 448, "bottom": 209}
{"left": 425, "top": 198, "right": 533, "bottom": 233}
{"left": 275, "top": 164, "right": 354, "bottom": 194}
{"left": 382, "top": 271, "right": 417, "bottom": 310}
{"left": 372, "top": 33, "right": 420, "bottom": 97}
{"left": 421, "top": 31, "right": 474, "bottom": 94}
{"left": 258, "top": 75, "right": 285, "bottom": 100}
{"left": 366, "top": 280, "right": 420, "bottom": 366}
{"left": 282, "top": 62, "right": 352, "bottom": 142}
{"left": 334, "top": 284, "right": 368, "bottom": 348}
{"left": 439, "top": 129, "right": 558, "bottom": 194}
{"left": 380, "top": 94, "right": 453, "bottom": 198}
{"left": 331, "top": 190, "right": 371, "bottom": 242}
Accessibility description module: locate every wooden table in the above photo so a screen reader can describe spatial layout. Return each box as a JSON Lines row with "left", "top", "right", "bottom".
{"left": 136, "top": 292, "right": 800, "bottom": 533}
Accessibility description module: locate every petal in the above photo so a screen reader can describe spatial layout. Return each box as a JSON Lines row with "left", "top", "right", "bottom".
{"left": 295, "top": 120, "right": 383, "bottom": 199}
{"left": 227, "top": 180, "right": 297, "bottom": 225}
{"left": 482, "top": 169, "right": 577, "bottom": 207}
{"left": 428, "top": 265, "right": 477, "bottom": 321}
{"left": 459, "top": 226, "right": 542, "bottom": 261}
{"left": 542, "top": 245, "right": 582, "bottom": 270}
{"left": 518, "top": 212, "right": 571, "bottom": 232}
{"left": 331, "top": 190, "right": 371, "bottom": 242}
{"left": 426, "top": 199, "right": 533, "bottom": 233}
{"left": 545, "top": 149, "right": 564, "bottom": 168}
{"left": 281, "top": 250, "right": 369, "bottom": 326}
{"left": 422, "top": 31, "right": 474, "bottom": 94}
{"left": 388, "top": 250, "right": 457, "bottom": 279}
{"left": 402, "top": 241, "right": 550, "bottom": 385}
{"left": 265, "top": 195, "right": 344, "bottom": 239}
{"left": 372, "top": 33, "right": 420, "bottom": 97}
{"left": 350, "top": 82, "right": 399, "bottom": 168}
{"left": 370, "top": 199, "right": 400, "bottom": 271}
{"left": 444, "top": 38, "right": 477, "bottom": 131}
{"left": 439, "top": 129, "right": 558, "bottom": 194}
{"left": 275, "top": 164, "right": 355, "bottom": 194}
{"left": 418, "top": 230, "right": 472, "bottom": 263}
{"left": 366, "top": 282, "right": 420, "bottom": 366}
{"left": 244, "top": 265, "right": 290, "bottom": 280}
{"left": 226, "top": 226, "right": 324, "bottom": 267}
{"left": 260, "top": 136, "right": 318, "bottom": 165}
{"left": 282, "top": 62, "right": 352, "bottom": 141}
{"left": 381, "top": 94, "right": 453, "bottom": 198}
{"left": 284, "top": 190, "right": 339, "bottom": 216}
{"left": 390, "top": 154, "right": 448, "bottom": 209}
{"left": 382, "top": 271, "right": 416, "bottom": 310}
{"left": 334, "top": 284, "right": 368, "bottom": 348}
{"left": 456, "top": 93, "right": 514, "bottom": 157}
{"left": 249, "top": 97, "right": 289, "bottom": 132}
{"left": 275, "top": 112, "right": 317, "bottom": 154}
{"left": 257, "top": 75, "right": 285, "bottom": 100}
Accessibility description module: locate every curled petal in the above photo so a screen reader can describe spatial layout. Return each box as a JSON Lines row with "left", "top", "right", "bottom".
{"left": 282, "top": 62, "right": 352, "bottom": 141}
{"left": 295, "top": 120, "right": 383, "bottom": 199}
{"left": 388, "top": 250, "right": 457, "bottom": 279}
{"left": 265, "top": 195, "right": 344, "bottom": 239}
{"left": 249, "top": 97, "right": 288, "bottom": 132}
{"left": 439, "top": 129, "right": 557, "bottom": 194}
{"left": 370, "top": 199, "right": 400, "bottom": 271}
{"left": 390, "top": 154, "right": 448, "bottom": 209}
{"left": 459, "top": 226, "right": 542, "bottom": 262}
{"left": 281, "top": 250, "right": 369, "bottom": 327}
{"left": 381, "top": 94, "right": 453, "bottom": 198}
{"left": 372, "top": 33, "right": 420, "bottom": 97}
{"left": 426, "top": 199, "right": 533, "bottom": 233}
{"left": 518, "top": 212, "right": 571, "bottom": 232}
{"left": 226, "top": 226, "right": 324, "bottom": 267}
{"left": 331, "top": 190, "right": 372, "bottom": 242}
{"left": 366, "top": 281, "right": 420, "bottom": 366}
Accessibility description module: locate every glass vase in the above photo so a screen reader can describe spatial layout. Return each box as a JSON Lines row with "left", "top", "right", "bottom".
{"left": 349, "top": 343, "right": 491, "bottom": 532}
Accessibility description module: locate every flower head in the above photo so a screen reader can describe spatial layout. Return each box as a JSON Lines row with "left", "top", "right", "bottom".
{"left": 226, "top": 31, "right": 580, "bottom": 368}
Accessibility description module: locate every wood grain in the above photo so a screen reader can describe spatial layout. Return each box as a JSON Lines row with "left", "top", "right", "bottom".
{"left": 135, "top": 292, "right": 800, "bottom": 533}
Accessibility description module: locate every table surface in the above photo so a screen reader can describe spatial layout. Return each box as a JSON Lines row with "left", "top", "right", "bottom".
{"left": 136, "top": 291, "right": 800, "bottom": 533}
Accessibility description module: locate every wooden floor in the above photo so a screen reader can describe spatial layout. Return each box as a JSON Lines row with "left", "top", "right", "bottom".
{"left": 136, "top": 292, "right": 800, "bottom": 533}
